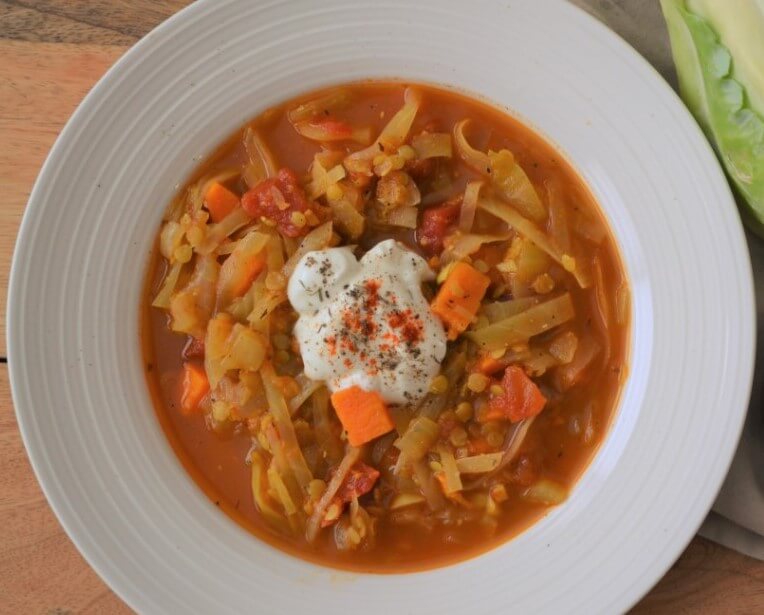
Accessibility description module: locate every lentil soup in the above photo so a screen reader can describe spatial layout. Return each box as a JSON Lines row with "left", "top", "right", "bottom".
{"left": 143, "top": 82, "right": 630, "bottom": 572}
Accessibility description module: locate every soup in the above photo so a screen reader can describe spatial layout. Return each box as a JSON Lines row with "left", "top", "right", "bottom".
{"left": 142, "top": 82, "right": 629, "bottom": 572}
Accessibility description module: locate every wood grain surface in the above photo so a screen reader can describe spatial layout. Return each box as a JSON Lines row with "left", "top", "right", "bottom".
{"left": 1, "top": 1, "right": 762, "bottom": 613}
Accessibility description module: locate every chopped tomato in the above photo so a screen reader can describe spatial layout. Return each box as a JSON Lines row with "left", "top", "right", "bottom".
{"left": 321, "top": 462, "right": 380, "bottom": 528}
{"left": 417, "top": 197, "right": 461, "bottom": 255}
{"left": 483, "top": 365, "right": 547, "bottom": 423}
{"left": 241, "top": 168, "right": 319, "bottom": 238}
{"left": 337, "top": 462, "right": 380, "bottom": 503}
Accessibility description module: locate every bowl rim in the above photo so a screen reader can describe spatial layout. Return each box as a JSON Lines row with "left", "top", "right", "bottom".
{"left": 7, "top": 0, "right": 756, "bottom": 612}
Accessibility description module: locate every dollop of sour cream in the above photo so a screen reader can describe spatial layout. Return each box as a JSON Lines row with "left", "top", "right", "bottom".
{"left": 287, "top": 239, "right": 447, "bottom": 405}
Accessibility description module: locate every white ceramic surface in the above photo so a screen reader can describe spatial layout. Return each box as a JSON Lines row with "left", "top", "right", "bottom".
{"left": 7, "top": 0, "right": 755, "bottom": 613}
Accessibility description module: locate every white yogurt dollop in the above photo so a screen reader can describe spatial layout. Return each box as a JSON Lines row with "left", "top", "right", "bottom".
{"left": 287, "top": 239, "right": 447, "bottom": 405}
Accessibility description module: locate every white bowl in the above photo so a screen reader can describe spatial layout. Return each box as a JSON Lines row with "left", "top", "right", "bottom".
{"left": 8, "top": 0, "right": 755, "bottom": 613}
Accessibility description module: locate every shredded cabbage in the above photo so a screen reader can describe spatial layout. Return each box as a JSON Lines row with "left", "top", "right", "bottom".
{"left": 437, "top": 446, "right": 463, "bottom": 494}
{"left": 293, "top": 120, "right": 371, "bottom": 145}
{"left": 411, "top": 132, "right": 452, "bottom": 159}
{"left": 197, "top": 208, "right": 253, "bottom": 256}
{"left": 345, "top": 87, "right": 422, "bottom": 169}
{"left": 455, "top": 453, "right": 503, "bottom": 474}
{"left": 170, "top": 255, "right": 219, "bottom": 339}
{"left": 458, "top": 180, "right": 483, "bottom": 232}
{"left": 204, "top": 313, "right": 234, "bottom": 389}
{"left": 545, "top": 178, "right": 571, "bottom": 252}
{"left": 311, "top": 387, "right": 343, "bottom": 465}
{"left": 549, "top": 331, "right": 579, "bottom": 364}
{"left": 468, "top": 293, "right": 575, "bottom": 351}
{"left": 454, "top": 120, "right": 545, "bottom": 222}
{"left": 385, "top": 206, "right": 419, "bottom": 229}
{"left": 282, "top": 221, "right": 333, "bottom": 278}
{"left": 242, "top": 126, "right": 278, "bottom": 187}
{"left": 287, "top": 89, "right": 353, "bottom": 123}
{"left": 481, "top": 297, "right": 540, "bottom": 323}
{"left": 250, "top": 451, "right": 290, "bottom": 532}
{"left": 267, "top": 462, "right": 298, "bottom": 515}
{"left": 306, "top": 446, "right": 361, "bottom": 542}
{"left": 151, "top": 261, "right": 183, "bottom": 309}
{"left": 553, "top": 335, "right": 601, "bottom": 392}
{"left": 394, "top": 416, "right": 439, "bottom": 463}
{"left": 325, "top": 183, "right": 365, "bottom": 240}
{"left": 411, "top": 459, "right": 446, "bottom": 510}
{"left": 390, "top": 493, "right": 426, "bottom": 510}
{"left": 219, "top": 324, "right": 267, "bottom": 372}
{"left": 478, "top": 195, "right": 592, "bottom": 288}
{"left": 216, "top": 231, "right": 269, "bottom": 309}
{"left": 288, "top": 374, "right": 322, "bottom": 415}
{"left": 521, "top": 478, "right": 568, "bottom": 505}
{"left": 453, "top": 119, "right": 490, "bottom": 170}
{"left": 442, "top": 231, "right": 511, "bottom": 263}
{"left": 487, "top": 149, "right": 546, "bottom": 222}
{"left": 261, "top": 363, "right": 313, "bottom": 490}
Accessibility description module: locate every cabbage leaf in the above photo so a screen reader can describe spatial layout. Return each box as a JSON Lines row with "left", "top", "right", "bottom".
{"left": 661, "top": 0, "right": 764, "bottom": 233}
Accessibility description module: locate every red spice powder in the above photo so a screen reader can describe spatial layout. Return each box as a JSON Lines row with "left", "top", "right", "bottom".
{"left": 323, "top": 276, "right": 425, "bottom": 378}
{"left": 363, "top": 279, "right": 381, "bottom": 309}
{"left": 387, "top": 308, "right": 424, "bottom": 345}
{"left": 325, "top": 335, "right": 337, "bottom": 356}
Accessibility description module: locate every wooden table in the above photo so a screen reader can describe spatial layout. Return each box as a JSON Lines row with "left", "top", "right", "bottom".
{"left": 1, "top": 1, "right": 762, "bottom": 612}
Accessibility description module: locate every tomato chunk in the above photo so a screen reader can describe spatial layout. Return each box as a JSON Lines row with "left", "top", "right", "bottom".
{"left": 337, "top": 462, "right": 380, "bottom": 503}
{"left": 483, "top": 365, "right": 547, "bottom": 423}
{"left": 417, "top": 197, "right": 461, "bottom": 255}
{"left": 241, "top": 168, "right": 318, "bottom": 238}
{"left": 321, "top": 462, "right": 380, "bottom": 527}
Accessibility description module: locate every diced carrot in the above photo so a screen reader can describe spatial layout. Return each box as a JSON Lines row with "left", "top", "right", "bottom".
{"left": 474, "top": 354, "right": 505, "bottom": 376}
{"left": 481, "top": 365, "right": 546, "bottom": 423}
{"left": 204, "top": 181, "right": 240, "bottom": 222}
{"left": 330, "top": 386, "right": 395, "bottom": 447}
{"left": 180, "top": 362, "right": 210, "bottom": 415}
{"left": 431, "top": 262, "right": 490, "bottom": 340}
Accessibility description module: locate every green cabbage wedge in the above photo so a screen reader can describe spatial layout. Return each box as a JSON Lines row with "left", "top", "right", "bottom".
{"left": 661, "top": 0, "right": 764, "bottom": 235}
